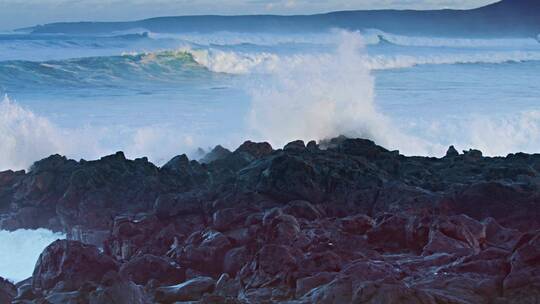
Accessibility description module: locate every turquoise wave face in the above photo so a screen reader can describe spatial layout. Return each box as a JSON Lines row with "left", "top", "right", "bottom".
{"left": 0, "top": 51, "right": 214, "bottom": 91}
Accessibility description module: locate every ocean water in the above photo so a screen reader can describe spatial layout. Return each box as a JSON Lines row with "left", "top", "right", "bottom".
{"left": 0, "top": 29, "right": 540, "bottom": 282}
{"left": 0, "top": 29, "right": 539, "bottom": 170}
{"left": 0, "top": 229, "right": 64, "bottom": 282}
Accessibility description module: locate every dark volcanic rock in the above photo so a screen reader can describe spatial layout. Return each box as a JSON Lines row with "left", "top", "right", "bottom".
{"left": 0, "top": 277, "right": 16, "bottom": 304}
{"left": 155, "top": 276, "right": 216, "bottom": 303}
{"left": 32, "top": 240, "right": 118, "bottom": 292}
{"left": 6, "top": 136, "right": 540, "bottom": 303}
{"left": 119, "top": 254, "right": 184, "bottom": 286}
{"left": 200, "top": 145, "right": 232, "bottom": 164}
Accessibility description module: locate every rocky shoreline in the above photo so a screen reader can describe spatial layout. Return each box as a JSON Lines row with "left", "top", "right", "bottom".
{"left": 1, "top": 136, "right": 540, "bottom": 303}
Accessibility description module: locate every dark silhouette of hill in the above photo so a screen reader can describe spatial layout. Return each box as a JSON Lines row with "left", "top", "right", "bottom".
{"left": 23, "top": 0, "right": 540, "bottom": 37}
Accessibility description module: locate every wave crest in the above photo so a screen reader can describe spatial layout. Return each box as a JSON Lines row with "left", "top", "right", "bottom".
{"left": 186, "top": 47, "right": 540, "bottom": 74}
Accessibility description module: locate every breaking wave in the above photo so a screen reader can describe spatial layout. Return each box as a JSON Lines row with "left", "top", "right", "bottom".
{"left": 364, "top": 30, "right": 540, "bottom": 48}
{"left": 2, "top": 30, "right": 540, "bottom": 170}
{"left": 1, "top": 43, "right": 539, "bottom": 88}
{"left": 245, "top": 31, "right": 432, "bottom": 153}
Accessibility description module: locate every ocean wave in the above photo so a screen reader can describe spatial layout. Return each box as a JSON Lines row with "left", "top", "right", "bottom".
{"left": 149, "top": 31, "right": 337, "bottom": 47}
{"left": 362, "top": 51, "right": 540, "bottom": 69}
{"left": 0, "top": 32, "right": 158, "bottom": 62}
{"left": 2, "top": 45, "right": 539, "bottom": 88}
{"left": 185, "top": 47, "right": 540, "bottom": 74}
{"left": 0, "top": 51, "right": 204, "bottom": 87}
{"left": 364, "top": 30, "right": 540, "bottom": 48}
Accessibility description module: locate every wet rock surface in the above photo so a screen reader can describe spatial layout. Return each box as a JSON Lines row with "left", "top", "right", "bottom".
{"left": 2, "top": 137, "right": 540, "bottom": 303}
{"left": 0, "top": 277, "right": 16, "bottom": 304}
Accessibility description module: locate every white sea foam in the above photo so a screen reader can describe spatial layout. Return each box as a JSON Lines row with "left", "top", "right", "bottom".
{"left": 186, "top": 44, "right": 540, "bottom": 74}
{"left": 364, "top": 29, "right": 540, "bottom": 48}
{"left": 0, "top": 229, "right": 64, "bottom": 282}
{"left": 0, "top": 96, "right": 66, "bottom": 171}
{"left": 151, "top": 31, "right": 338, "bottom": 47}
{"left": 245, "top": 31, "right": 435, "bottom": 155}
{"left": 0, "top": 96, "right": 198, "bottom": 171}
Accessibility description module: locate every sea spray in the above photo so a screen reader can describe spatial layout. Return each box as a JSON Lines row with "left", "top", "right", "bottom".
{"left": 0, "top": 96, "right": 197, "bottom": 171}
{"left": 0, "top": 96, "right": 64, "bottom": 171}
{"left": 0, "top": 229, "right": 64, "bottom": 282}
{"left": 245, "top": 31, "right": 433, "bottom": 154}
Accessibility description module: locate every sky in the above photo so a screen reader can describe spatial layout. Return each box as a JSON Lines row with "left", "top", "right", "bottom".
{"left": 0, "top": 0, "right": 498, "bottom": 31}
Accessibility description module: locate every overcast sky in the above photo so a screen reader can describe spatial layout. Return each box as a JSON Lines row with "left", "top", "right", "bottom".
{"left": 0, "top": 0, "right": 498, "bottom": 31}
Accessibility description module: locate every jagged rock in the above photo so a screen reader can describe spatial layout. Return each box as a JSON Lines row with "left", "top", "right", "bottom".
{"left": 180, "top": 229, "right": 232, "bottom": 274}
{"left": 352, "top": 281, "right": 437, "bottom": 304}
{"left": 154, "top": 192, "right": 203, "bottom": 219}
{"left": 0, "top": 277, "right": 16, "bottom": 304}
{"left": 213, "top": 207, "right": 253, "bottom": 231}
{"left": 161, "top": 154, "right": 190, "bottom": 173}
{"left": 483, "top": 217, "right": 522, "bottom": 250}
{"left": 89, "top": 279, "right": 149, "bottom": 304}
{"left": 200, "top": 145, "right": 232, "bottom": 164}
{"left": 284, "top": 140, "right": 306, "bottom": 151}
{"left": 295, "top": 272, "right": 337, "bottom": 298}
{"left": 14, "top": 283, "right": 35, "bottom": 301}
{"left": 339, "top": 214, "right": 374, "bottom": 234}
{"left": 463, "top": 149, "right": 483, "bottom": 161}
{"left": 282, "top": 200, "right": 322, "bottom": 221}
{"left": 44, "top": 290, "right": 85, "bottom": 304}
{"left": 4, "top": 136, "right": 540, "bottom": 303}
{"left": 366, "top": 214, "right": 410, "bottom": 252}
{"left": 301, "top": 276, "right": 353, "bottom": 303}
{"left": 214, "top": 273, "right": 240, "bottom": 298}
{"left": 444, "top": 145, "right": 458, "bottom": 158}
{"left": 32, "top": 240, "right": 118, "bottom": 292}
{"left": 422, "top": 230, "right": 477, "bottom": 256}
{"left": 223, "top": 246, "right": 251, "bottom": 276}
{"left": 119, "top": 254, "right": 184, "bottom": 286}
{"left": 240, "top": 244, "right": 300, "bottom": 289}
{"left": 504, "top": 232, "right": 540, "bottom": 293}
{"left": 235, "top": 141, "right": 273, "bottom": 159}
{"left": 155, "top": 276, "right": 216, "bottom": 302}
{"left": 306, "top": 140, "right": 318, "bottom": 150}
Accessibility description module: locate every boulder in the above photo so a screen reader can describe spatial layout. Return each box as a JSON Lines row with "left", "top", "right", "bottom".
{"left": 295, "top": 272, "right": 337, "bottom": 298}
{"left": 504, "top": 232, "right": 540, "bottom": 293}
{"left": 339, "top": 214, "right": 374, "bottom": 234}
{"left": 214, "top": 273, "right": 240, "bottom": 298}
{"left": 32, "top": 240, "right": 118, "bottom": 292}
{"left": 119, "top": 254, "right": 184, "bottom": 286}
{"left": 200, "top": 145, "right": 232, "bottom": 164}
{"left": 89, "top": 280, "right": 149, "bottom": 304}
{"left": 353, "top": 281, "right": 437, "bottom": 304}
{"left": 155, "top": 276, "right": 216, "bottom": 303}
{"left": 235, "top": 141, "right": 273, "bottom": 159}
{"left": 0, "top": 277, "right": 16, "bottom": 304}
{"left": 283, "top": 140, "right": 306, "bottom": 152}
{"left": 282, "top": 200, "right": 322, "bottom": 221}
{"left": 213, "top": 208, "right": 253, "bottom": 231}
{"left": 180, "top": 229, "right": 232, "bottom": 274}
{"left": 302, "top": 276, "right": 353, "bottom": 304}
{"left": 154, "top": 192, "right": 202, "bottom": 219}
{"left": 445, "top": 146, "right": 459, "bottom": 158}
{"left": 223, "top": 246, "right": 251, "bottom": 276}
